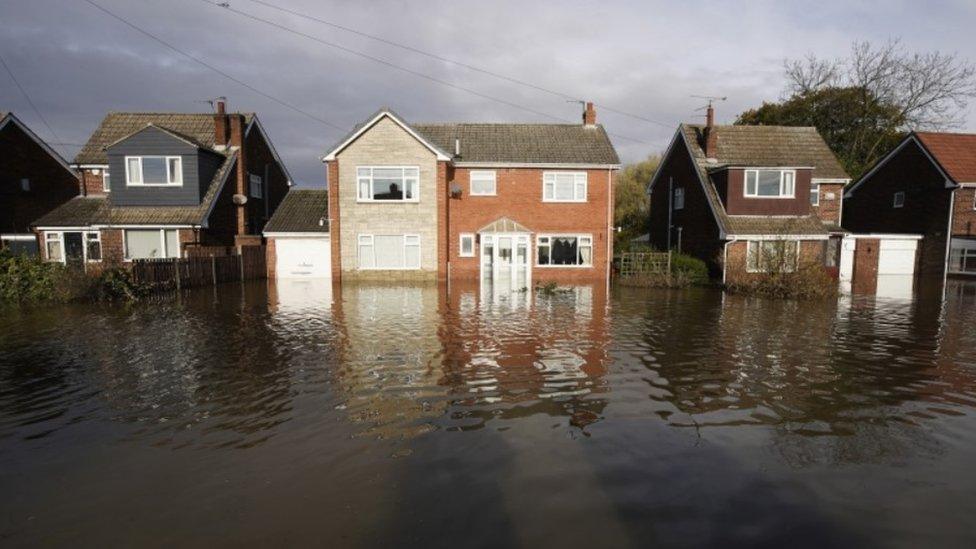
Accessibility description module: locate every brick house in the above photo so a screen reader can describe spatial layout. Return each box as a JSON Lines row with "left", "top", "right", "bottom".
{"left": 0, "top": 111, "right": 79, "bottom": 254}
{"left": 647, "top": 106, "right": 850, "bottom": 282}
{"left": 320, "top": 105, "right": 619, "bottom": 286}
{"left": 843, "top": 131, "right": 976, "bottom": 285}
{"left": 33, "top": 100, "right": 292, "bottom": 267}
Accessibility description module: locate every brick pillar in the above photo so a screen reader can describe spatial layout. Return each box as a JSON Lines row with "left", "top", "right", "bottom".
{"left": 230, "top": 114, "right": 248, "bottom": 237}
{"left": 437, "top": 160, "right": 448, "bottom": 281}
{"left": 852, "top": 238, "right": 880, "bottom": 295}
{"left": 327, "top": 161, "right": 341, "bottom": 282}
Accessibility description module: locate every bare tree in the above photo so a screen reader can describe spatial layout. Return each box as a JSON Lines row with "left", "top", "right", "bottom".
{"left": 785, "top": 39, "right": 976, "bottom": 130}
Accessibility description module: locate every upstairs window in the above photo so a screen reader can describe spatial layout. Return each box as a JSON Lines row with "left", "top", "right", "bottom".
{"left": 543, "top": 172, "right": 587, "bottom": 202}
{"left": 20, "top": 178, "right": 30, "bottom": 192}
{"left": 125, "top": 156, "right": 183, "bottom": 186}
{"left": 674, "top": 187, "right": 685, "bottom": 210}
{"left": 893, "top": 191, "right": 905, "bottom": 208}
{"left": 249, "top": 174, "right": 263, "bottom": 199}
{"left": 470, "top": 171, "right": 496, "bottom": 196}
{"left": 810, "top": 182, "right": 820, "bottom": 206}
{"left": 103, "top": 169, "right": 111, "bottom": 192}
{"left": 357, "top": 166, "right": 419, "bottom": 202}
{"left": 744, "top": 169, "right": 795, "bottom": 198}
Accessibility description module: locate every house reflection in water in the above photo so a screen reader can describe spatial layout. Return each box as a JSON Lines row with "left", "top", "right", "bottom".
{"left": 281, "top": 279, "right": 613, "bottom": 438}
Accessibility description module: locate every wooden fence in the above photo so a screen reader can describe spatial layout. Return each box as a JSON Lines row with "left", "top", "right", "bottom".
{"left": 131, "top": 246, "right": 266, "bottom": 292}
{"left": 618, "top": 251, "right": 672, "bottom": 278}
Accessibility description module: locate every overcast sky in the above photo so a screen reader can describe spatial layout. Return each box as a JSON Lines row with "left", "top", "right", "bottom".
{"left": 2, "top": 0, "right": 975, "bottom": 187}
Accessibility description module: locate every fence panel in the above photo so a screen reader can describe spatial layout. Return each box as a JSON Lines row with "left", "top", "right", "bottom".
{"left": 618, "top": 251, "right": 672, "bottom": 278}
{"left": 131, "top": 246, "right": 267, "bottom": 293}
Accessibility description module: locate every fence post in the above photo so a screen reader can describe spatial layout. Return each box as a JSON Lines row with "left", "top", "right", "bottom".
{"left": 667, "top": 250, "right": 672, "bottom": 274}
{"left": 174, "top": 259, "right": 181, "bottom": 290}
{"left": 239, "top": 252, "right": 245, "bottom": 282}
{"left": 211, "top": 254, "right": 217, "bottom": 286}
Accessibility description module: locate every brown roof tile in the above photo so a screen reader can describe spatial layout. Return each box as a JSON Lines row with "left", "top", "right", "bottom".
{"left": 413, "top": 123, "right": 620, "bottom": 165}
{"left": 915, "top": 132, "right": 976, "bottom": 183}
{"left": 263, "top": 189, "right": 329, "bottom": 233}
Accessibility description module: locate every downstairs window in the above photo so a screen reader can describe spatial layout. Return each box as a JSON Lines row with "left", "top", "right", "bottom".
{"left": 746, "top": 240, "right": 799, "bottom": 273}
{"left": 537, "top": 235, "right": 593, "bottom": 266}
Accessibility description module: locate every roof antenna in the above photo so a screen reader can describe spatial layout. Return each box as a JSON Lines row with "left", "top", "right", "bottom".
{"left": 691, "top": 95, "right": 727, "bottom": 114}
{"left": 196, "top": 96, "right": 227, "bottom": 112}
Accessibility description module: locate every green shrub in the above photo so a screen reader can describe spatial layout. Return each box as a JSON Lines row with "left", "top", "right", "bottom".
{"left": 0, "top": 251, "right": 77, "bottom": 303}
{"left": 670, "top": 253, "right": 709, "bottom": 285}
{"left": 725, "top": 259, "right": 838, "bottom": 300}
{"left": 617, "top": 251, "right": 709, "bottom": 288}
{"left": 90, "top": 268, "right": 149, "bottom": 302}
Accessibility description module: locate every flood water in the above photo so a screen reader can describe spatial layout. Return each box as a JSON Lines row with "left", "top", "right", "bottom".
{"left": 2, "top": 279, "right": 976, "bottom": 548}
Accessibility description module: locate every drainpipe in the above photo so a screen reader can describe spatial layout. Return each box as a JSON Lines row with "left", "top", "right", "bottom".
{"left": 942, "top": 188, "right": 956, "bottom": 301}
{"left": 607, "top": 167, "right": 613, "bottom": 284}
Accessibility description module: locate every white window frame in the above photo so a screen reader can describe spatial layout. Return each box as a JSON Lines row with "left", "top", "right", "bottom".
{"left": 746, "top": 240, "right": 799, "bottom": 273}
{"left": 893, "top": 191, "right": 905, "bottom": 208}
{"left": 542, "top": 172, "right": 587, "bottom": 203}
{"left": 124, "top": 156, "right": 183, "bottom": 187}
{"left": 123, "top": 228, "right": 182, "bottom": 261}
{"left": 42, "top": 230, "right": 102, "bottom": 263}
{"left": 469, "top": 170, "right": 497, "bottom": 196}
{"left": 249, "top": 174, "right": 263, "bottom": 199}
{"left": 949, "top": 240, "right": 976, "bottom": 274}
{"left": 356, "top": 166, "right": 420, "bottom": 203}
{"left": 536, "top": 233, "right": 594, "bottom": 268}
{"left": 20, "top": 178, "right": 30, "bottom": 192}
{"left": 744, "top": 169, "right": 796, "bottom": 199}
{"left": 673, "top": 187, "right": 685, "bottom": 210}
{"left": 102, "top": 169, "right": 111, "bottom": 192}
{"left": 810, "top": 182, "right": 820, "bottom": 206}
{"left": 459, "top": 233, "right": 476, "bottom": 257}
{"left": 356, "top": 233, "right": 422, "bottom": 270}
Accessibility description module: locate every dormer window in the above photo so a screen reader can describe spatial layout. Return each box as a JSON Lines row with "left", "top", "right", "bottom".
{"left": 744, "top": 169, "right": 795, "bottom": 198}
{"left": 125, "top": 156, "right": 183, "bottom": 187}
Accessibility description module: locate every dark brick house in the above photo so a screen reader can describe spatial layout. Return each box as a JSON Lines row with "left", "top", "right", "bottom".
{"left": 0, "top": 111, "right": 79, "bottom": 254}
{"left": 647, "top": 106, "right": 850, "bottom": 282}
{"left": 843, "top": 131, "right": 976, "bottom": 286}
{"left": 33, "top": 100, "right": 292, "bottom": 266}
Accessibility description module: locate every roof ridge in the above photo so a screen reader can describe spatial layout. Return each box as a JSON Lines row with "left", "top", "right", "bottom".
{"left": 915, "top": 130, "right": 976, "bottom": 138}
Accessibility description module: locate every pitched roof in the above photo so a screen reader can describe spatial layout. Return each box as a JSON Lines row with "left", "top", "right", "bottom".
{"left": 676, "top": 125, "right": 830, "bottom": 237}
{"left": 0, "top": 111, "right": 78, "bottom": 177}
{"left": 263, "top": 189, "right": 329, "bottom": 233}
{"left": 915, "top": 132, "right": 976, "bottom": 183}
{"left": 34, "top": 152, "right": 236, "bottom": 227}
{"left": 413, "top": 123, "right": 620, "bottom": 166}
{"left": 74, "top": 112, "right": 254, "bottom": 165}
{"left": 478, "top": 217, "right": 532, "bottom": 233}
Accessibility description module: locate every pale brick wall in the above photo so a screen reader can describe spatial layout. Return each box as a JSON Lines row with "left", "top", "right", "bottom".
{"left": 335, "top": 117, "right": 439, "bottom": 277}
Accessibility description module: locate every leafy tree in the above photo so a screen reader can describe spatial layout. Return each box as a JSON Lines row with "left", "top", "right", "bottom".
{"left": 737, "top": 40, "right": 976, "bottom": 178}
{"left": 614, "top": 154, "right": 660, "bottom": 250}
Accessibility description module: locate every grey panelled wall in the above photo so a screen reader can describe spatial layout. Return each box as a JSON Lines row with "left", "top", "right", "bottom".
{"left": 106, "top": 125, "right": 222, "bottom": 206}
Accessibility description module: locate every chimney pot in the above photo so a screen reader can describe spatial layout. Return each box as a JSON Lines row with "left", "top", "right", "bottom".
{"left": 704, "top": 104, "right": 717, "bottom": 158}
{"left": 214, "top": 97, "right": 229, "bottom": 148}
{"left": 583, "top": 101, "right": 596, "bottom": 126}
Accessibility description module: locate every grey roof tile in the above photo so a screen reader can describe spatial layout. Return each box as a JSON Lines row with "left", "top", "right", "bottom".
{"left": 263, "top": 189, "right": 329, "bottom": 233}
{"left": 414, "top": 123, "right": 619, "bottom": 165}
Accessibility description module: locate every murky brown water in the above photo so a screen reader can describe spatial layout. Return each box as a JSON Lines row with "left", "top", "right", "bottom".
{"left": 2, "top": 279, "right": 976, "bottom": 548}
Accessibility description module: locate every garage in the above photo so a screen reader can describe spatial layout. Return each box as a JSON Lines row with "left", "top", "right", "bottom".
{"left": 274, "top": 236, "right": 331, "bottom": 279}
{"left": 263, "top": 189, "right": 331, "bottom": 280}
{"left": 839, "top": 234, "right": 922, "bottom": 298}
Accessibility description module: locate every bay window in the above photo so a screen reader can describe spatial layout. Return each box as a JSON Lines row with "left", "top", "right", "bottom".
{"left": 124, "top": 229, "right": 180, "bottom": 260}
{"left": 357, "top": 234, "right": 421, "bottom": 269}
{"left": 470, "top": 171, "right": 496, "bottom": 196}
{"left": 744, "top": 169, "right": 795, "bottom": 198}
{"left": 746, "top": 240, "right": 799, "bottom": 273}
{"left": 543, "top": 172, "right": 587, "bottom": 202}
{"left": 125, "top": 156, "right": 183, "bottom": 186}
{"left": 357, "top": 166, "right": 419, "bottom": 202}
{"left": 537, "top": 234, "right": 593, "bottom": 266}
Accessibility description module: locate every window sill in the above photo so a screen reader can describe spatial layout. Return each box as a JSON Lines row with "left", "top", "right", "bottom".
{"left": 536, "top": 264, "right": 593, "bottom": 269}
{"left": 542, "top": 199, "right": 588, "bottom": 203}
{"left": 743, "top": 195, "right": 796, "bottom": 200}
{"left": 355, "top": 199, "right": 421, "bottom": 204}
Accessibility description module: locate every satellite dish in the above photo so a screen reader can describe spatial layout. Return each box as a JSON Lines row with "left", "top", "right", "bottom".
{"left": 233, "top": 194, "right": 248, "bottom": 205}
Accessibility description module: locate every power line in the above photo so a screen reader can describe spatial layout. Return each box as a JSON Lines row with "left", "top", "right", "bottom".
{"left": 243, "top": 0, "right": 672, "bottom": 129}
{"left": 0, "top": 52, "right": 62, "bottom": 143}
{"left": 199, "top": 0, "right": 646, "bottom": 144}
{"left": 82, "top": 0, "right": 347, "bottom": 132}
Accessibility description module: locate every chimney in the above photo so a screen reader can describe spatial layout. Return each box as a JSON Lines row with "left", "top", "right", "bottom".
{"left": 583, "top": 101, "right": 596, "bottom": 126}
{"left": 703, "top": 104, "right": 717, "bottom": 159}
{"left": 214, "top": 97, "right": 229, "bottom": 149}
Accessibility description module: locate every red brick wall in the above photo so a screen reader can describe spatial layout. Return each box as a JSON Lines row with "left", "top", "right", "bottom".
{"left": 951, "top": 187, "right": 976, "bottom": 237}
{"left": 446, "top": 167, "right": 613, "bottom": 282}
{"left": 327, "top": 160, "right": 341, "bottom": 282}
{"left": 648, "top": 139, "right": 724, "bottom": 276}
{"left": 1, "top": 121, "right": 79, "bottom": 234}
{"left": 437, "top": 161, "right": 449, "bottom": 280}
{"left": 851, "top": 238, "right": 880, "bottom": 295}
{"left": 79, "top": 168, "right": 107, "bottom": 196}
{"left": 722, "top": 168, "right": 813, "bottom": 216}
{"left": 812, "top": 182, "right": 845, "bottom": 225}
{"left": 266, "top": 238, "right": 277, "bottom": 279}
{"left": 843, "top": 138, "right": 952, "bottom": 282}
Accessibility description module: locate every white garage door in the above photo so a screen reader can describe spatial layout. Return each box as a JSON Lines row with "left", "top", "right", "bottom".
{"left": 877, "top": 238, "right": 918, "bottom": 299}
{"left": 276, "top": 237, "right": 331, "bottom": 279}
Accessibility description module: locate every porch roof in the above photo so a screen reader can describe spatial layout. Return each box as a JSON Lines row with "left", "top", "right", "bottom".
{"left": 478, "top": 217, "right": 531, "bottom": 234}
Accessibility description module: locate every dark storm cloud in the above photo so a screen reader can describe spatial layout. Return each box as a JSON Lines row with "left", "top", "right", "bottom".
{"left": 2, "top": 0, "right": 975, "bottom": 186}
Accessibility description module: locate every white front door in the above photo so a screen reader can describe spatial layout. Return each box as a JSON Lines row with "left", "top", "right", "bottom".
{"left": 480, "top": 232, "right": 531, "bottom": 290}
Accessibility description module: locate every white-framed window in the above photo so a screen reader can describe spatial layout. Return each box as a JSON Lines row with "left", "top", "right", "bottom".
{"left": 85, "top": 232, "right": 102, "bottom": 262}
{"left": 356, "top": 166, "right": 419, "bottom": 202}
{"left": 124, "top": 229, "right": 181, "bottom": 260}
{"left": 746, "top": 240, "right": 799, "bottom": 273}
{"left": 744, "top": 169, "right": 795, "bottom": 198}
{"left": 20, "top": 178, "right": 30, "bottom": 192}
{"left": 674, "top": 187, "right": 685, "bottom": 210}
{"left": 459, "top": 233, "right": 475, "bottom": 257}
{"left": 810, "top": 182, "right": 820, "bottom": 206}
{"left": 893, "top": 191, "right": 905, "bottom": 208}
{"left": 44, "top": 232, "right": 62, "bottom": 262}
{"left": 469, "top": 170, "right": 497, "bottom": 196}
{"left": 537, "top": 234, "right": 593, "bottom": 267}
{"left": 357, "top": 234, "right": 421, "bottom": 270}
{"left": 125, "top": 156, "right": 183, "bottom": 186}
{"left": 103, "top": 169, "right": 111, "bottom": 192}
{"left": 249, "top": 174, "right": 263, "bottom": 198}
{"left": 950, "top": 240, "right": 976, "bottom": 273}
{"left": 543, "top": 172, "right": 587, "bottom": 202}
